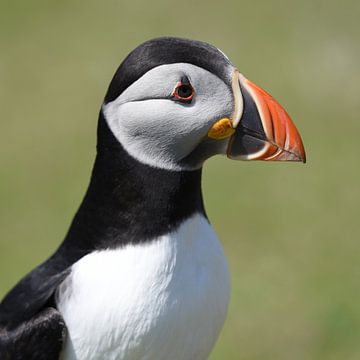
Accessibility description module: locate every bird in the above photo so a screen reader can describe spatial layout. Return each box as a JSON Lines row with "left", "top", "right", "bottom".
{"left": 0, "top": 37, "right": 306, "bottom": 360}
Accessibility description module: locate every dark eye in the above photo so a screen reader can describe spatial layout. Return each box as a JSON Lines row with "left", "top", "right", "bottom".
{"left": 177, "top": 85, "right": 193, "bottom": 98}
{"left": 172, "top": 82, "right": 195, "bottom": 103}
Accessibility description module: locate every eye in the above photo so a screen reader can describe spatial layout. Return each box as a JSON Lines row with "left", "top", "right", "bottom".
{"left": 172, "top": 82, "right": 195, "bottom": 103}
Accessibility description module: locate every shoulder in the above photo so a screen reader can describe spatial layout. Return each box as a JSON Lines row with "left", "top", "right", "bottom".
{"left": 0, "top": 254, "right": 71, "bottom": 329}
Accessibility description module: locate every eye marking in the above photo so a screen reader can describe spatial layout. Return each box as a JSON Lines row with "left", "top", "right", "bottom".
{"left": 172, "top": 77, "right": 195, "bottom": 103}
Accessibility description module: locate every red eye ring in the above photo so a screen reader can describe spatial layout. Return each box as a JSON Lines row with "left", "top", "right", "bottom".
{"left": 172, "top": 82, "right": 195, "bottom": 102}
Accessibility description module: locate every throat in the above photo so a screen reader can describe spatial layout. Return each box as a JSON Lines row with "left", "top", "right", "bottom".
{"left": 62, "top": 122, "right": 206, "bottom": 253}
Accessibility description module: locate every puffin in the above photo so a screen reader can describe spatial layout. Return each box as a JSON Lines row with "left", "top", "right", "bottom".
{"left": 0, "top": 37, "right": 305, "bottom": 360}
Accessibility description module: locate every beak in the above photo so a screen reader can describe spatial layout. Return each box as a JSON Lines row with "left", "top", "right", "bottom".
{"left": 227, "top": 71, "right": 306, "bottom": 162}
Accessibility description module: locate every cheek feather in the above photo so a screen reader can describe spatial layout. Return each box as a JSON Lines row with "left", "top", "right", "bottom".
{"left": 103, "top": 63, "right": 234, "bottom": 171}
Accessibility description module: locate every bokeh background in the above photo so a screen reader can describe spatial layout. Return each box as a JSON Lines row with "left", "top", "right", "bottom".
{"left": 1, "top": 0, "right": 359, "bottom": 359}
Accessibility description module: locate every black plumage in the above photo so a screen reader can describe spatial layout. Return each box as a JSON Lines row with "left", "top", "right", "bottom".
{"left": 0, "top": 37, "right": 222, "bottom": 359}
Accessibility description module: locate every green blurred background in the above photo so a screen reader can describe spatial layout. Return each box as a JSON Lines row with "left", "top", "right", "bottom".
{"left": 1, "top": 0, "right": 359, "bottom": 359}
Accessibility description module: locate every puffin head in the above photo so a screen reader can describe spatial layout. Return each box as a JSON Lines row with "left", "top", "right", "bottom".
{"left": 101, "top": 37, "right": 305, "bottom": 171}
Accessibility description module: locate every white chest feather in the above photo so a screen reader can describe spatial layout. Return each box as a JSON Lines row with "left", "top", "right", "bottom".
{"left": 56, "top": 214, "right": 230, "bottom": 360}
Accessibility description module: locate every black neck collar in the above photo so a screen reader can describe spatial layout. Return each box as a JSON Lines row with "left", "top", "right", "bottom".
{"left": 61, "top": 112, "right": 206, "bottom": 256}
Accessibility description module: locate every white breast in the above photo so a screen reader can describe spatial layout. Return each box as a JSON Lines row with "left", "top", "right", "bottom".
{"left": 56, "top": 214, "right": 230, "bottom": 360}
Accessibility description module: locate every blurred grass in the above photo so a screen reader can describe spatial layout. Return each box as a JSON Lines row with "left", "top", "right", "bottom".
{"left": 1, "top": 0, "right": 359, "bottom": 359}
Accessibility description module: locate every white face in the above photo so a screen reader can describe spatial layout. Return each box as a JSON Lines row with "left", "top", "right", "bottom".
{"left": 103, "top": 63, "right": 234, "bottom": 171}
